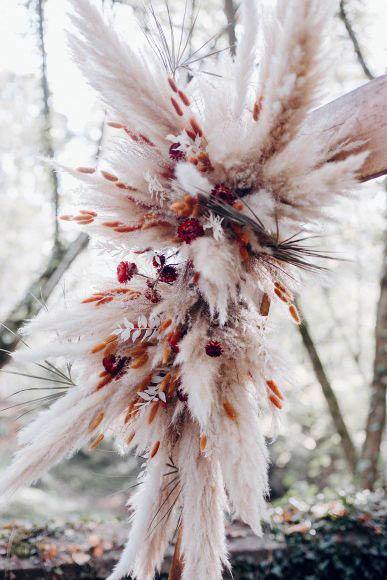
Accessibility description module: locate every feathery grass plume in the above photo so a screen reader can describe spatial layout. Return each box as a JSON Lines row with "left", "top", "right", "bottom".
{"left": 0, "top": 0, "right": 366, "bottom": 578}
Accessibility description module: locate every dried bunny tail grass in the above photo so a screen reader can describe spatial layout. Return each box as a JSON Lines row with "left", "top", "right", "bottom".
{"left": 67, "top": 0, "right": 182, "bottom": 144}
{"left": 178, "top": 423, "right": 229, "bottom": 580}
{"left": 254, "top": 0, "right": 335, "bottom": 158}
{"left": 107, "top": 444, "right": 179, "bottom": 580}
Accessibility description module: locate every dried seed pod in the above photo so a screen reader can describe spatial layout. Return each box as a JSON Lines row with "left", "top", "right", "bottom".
{"left": 162, "top": 346, "right": 171, "bottom": 365}
{"left": 96, "top": 375, "right": 113, "bottom": 391}
{"left": 159, "top": 373, "right": 172, "bottom": 393}
{"left": 131, "top": 354, "right": 149, "bottom": 369}
{"left": 88, "top": 411, "right": 104, "bottom": 433}
{"left": 223, "top": 400, "right": 238, "bottom": 421}
{"left": 274, "top": 288, "right": 289, "bottom": 303}
{"left": 101, "top": 170, "right": 118, "bottom": 182}
{"left": 289, "top": 304, "right": 301, "bottom": 325}
{"left": 148, "top": 401, "right": 160, "bottom": 424}
{"left": 150, "top": 440, "right": 160, "bottom": 458}
{"left": 178, "top": 90, "right": 191, "bottom": 106}
{"left": 260, "top": 293, "right": 271, "bottom": 317}
{"left": 127, "top": 431, "right": 136, "bottom": 445}
{"left": 159, "top": 319, "right": 172, "bottom": 333}
{"left": 266, "top": 379, "right": 284, "bottom": 400}
{"left": 90, "top": 433, "right": 104, "bottom": 449}
{"left": 76, "top": 166, "right": 95, "bottom": 174}
{"left": 168, "top": 77, "right": 178, "bottom": 93}
{"left": 269, "top": 394, "right": 283, "bottom": 410}
{"left": 171, "top": 97, "right": 184, "bottom": 117}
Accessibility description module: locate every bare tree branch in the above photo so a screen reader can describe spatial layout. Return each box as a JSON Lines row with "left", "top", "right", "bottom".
{"left": 223, "top": 0, "right": 237, "bottom": 56}
{"left": 339, "top": 0, "right": 375, "bottom": 81}
{"left": 297, "top": 305, "right": 358, "bottom": 472}
{"left": 0, "top": 233, "right": 89, "bottom": 368}
{"left": 37, "top": 0, "right": 61, "bottom": 252}
{"left": 358, "top": 185, "right": 387, "bottom": 489}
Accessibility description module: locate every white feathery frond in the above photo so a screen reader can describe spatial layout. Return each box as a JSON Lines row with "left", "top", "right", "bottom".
{"left": 233, "top": 0, "right": 260, "bottom": 118}
{"left": 67, "top": 0, "right": 182, "bottom": 144}
{"left": 178, "top": 425, "right": 229, "bottom": 580}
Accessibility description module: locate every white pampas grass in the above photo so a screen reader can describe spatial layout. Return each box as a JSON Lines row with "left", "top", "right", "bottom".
{"left": 178, "top": 425, "right": 229, "bottom": 580}
{"left": 233, "top": 0, "right": 260, "bottom": 118}
{"left": 67, "top": 0, "right": 182, "bottom": 144}
{"left": 0, "top": 1, "right": 367, "bottom": 579}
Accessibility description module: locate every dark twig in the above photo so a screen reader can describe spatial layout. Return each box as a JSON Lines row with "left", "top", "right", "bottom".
{"left": 339, "top": 0, "right": 375, "bottom": 81}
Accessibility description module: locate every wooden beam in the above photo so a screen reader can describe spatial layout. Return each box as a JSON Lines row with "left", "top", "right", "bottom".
{"left": 305, "top": 75, "right": 387, "bottom": 182}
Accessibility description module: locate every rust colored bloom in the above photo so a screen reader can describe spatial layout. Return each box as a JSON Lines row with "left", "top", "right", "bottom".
{"left": 169, "top": 142, "right": 185, "bottom": 161}
{"left": 117, "top": 261, "right": 138, "bottom": 283}
{"left": 212, "top": 183, "right": 236, "bottom": 205}
{"left": 205, "top": 341, "right": 223, "bottom": 357}
{"left": 145, "top": 288, "right": 161, "bottom": 304}
{"left": 177, "top": 218, "right": 204, "bottom": 244}
{"left": 159, "top": 265, "right": 178, "bottom": 283}
{"left": 102, "top": 354, "right": 129, "bottom": 377}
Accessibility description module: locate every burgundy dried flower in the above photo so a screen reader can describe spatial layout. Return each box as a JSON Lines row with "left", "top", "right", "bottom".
{"left": 145, "top": 288, "right": 161, "bottom": 304}
{"left": 205, "top": 341, "right": 223, "bottom": 357}
{"left": 177, "top": 388, "right": 188, "bottom": 402}
{"left": 177, "top": 218, "right": 204, "bottom": 244}
{"left": 212, "top": 183, "right": 236, "bottom": 205}
{"left": 169, "top": 142, "right": 185, "bottom": 161}
{"left": 103, "top": 354, "right": 129, "bottom": 377}
{"left": 159, "top": 265, "right": 178, "bottom": 283}
{"left": 117, "top": 261, "right": 137, "bottom": 284}
{"left": 152, "top": 254, "right": 166, "bottom": 269}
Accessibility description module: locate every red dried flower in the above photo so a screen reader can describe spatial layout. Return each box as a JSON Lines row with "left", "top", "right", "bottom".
{"left": 205, "top": 341, "right": 223, "bottom": 357}
{"left": 159, "top": 265, "right": 178, "bottom": 283}
{"left": 152, "top": 254, "right": 166, "bottom": 269}
{"left": 169, "top": 142, "right": 185, "bottom": 161}
{"left": 103, "top": 354, "right": 129, "bottom": 377}
{"left": 177, "top": 388, "right": 188, "bottom": 402}
{"left": 212, "top": 183, "right": 236, "bottom": 204}
{"left": 145, "top": 288, "right": 161, "bottom": 304}
{"left": 117, "top": 261, "right": 138, "bottom": 284}
{"left": 177, "top": 218, "right": 204, "bottom": 244}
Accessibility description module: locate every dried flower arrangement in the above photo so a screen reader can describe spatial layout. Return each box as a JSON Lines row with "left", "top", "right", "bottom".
{"left": 0, "top": 1, "right": 367, "bottom": 579}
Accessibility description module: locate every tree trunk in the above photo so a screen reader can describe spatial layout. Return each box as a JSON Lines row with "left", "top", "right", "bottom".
{"left": 37, "top": 0, "right": 61, "bottom": 251}
{"left": 297, "top": 306, "right": 358, "bottom": 472}
{"left": 0, "top": 234, "right": 88, "bottom": 368}
{"left": 358, "top": 225, "right": 387, "bottom": 489}
{"left": 223, "top": 0, "right": 237, "bottom": 56}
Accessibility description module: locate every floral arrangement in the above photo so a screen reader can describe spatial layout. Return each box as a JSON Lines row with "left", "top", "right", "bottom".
{"left": 0, "top": 1, "right": 366, "bottom": 579}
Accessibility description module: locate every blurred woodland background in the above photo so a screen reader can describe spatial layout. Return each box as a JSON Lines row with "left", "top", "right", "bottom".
{"left": 0, "top": 1, "right": 386, "bottom": 575}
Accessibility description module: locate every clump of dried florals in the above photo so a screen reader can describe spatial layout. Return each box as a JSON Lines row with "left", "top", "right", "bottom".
{"left": 0, "top": 1, "right": 367, "bottom": 579}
